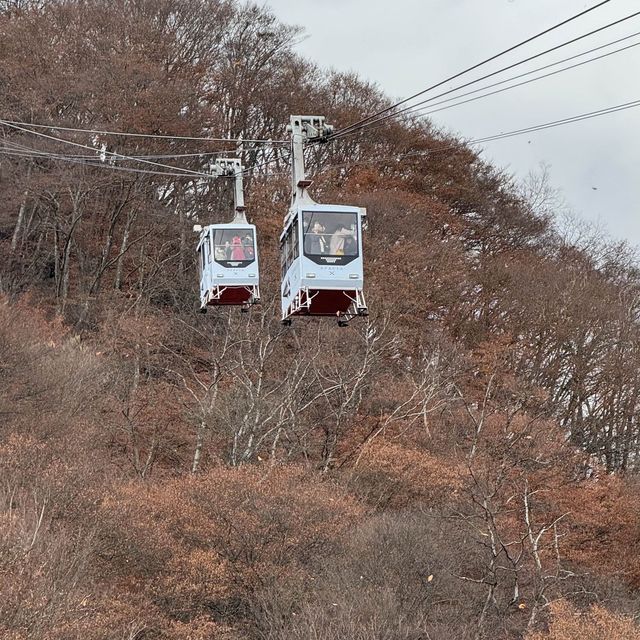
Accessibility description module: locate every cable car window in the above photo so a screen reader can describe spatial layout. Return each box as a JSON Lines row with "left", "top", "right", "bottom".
{"left": 280, "top": 228, "right": 291, "bottom": 278}
{"left": 281, "top": 218, "right": 300, "bottom": 277}
{"left": 199, "top": 244, "right": 206, "bottom": 273}
{"left": 280, "top": 233, "right": 288, "bottom": 278}
{"left": 289, "top": 218, "right": 299, "bottom": 265}
{"left": 213, "top": 229, "right": 256, "bottom": 268}
{"left": 294, "top": 220, "right": 300, "bottom": 256}
{"left": 302, "top": 211, "right": 358, "bottom": 265}
{"left": 280, "top": 229, "right": 289, "bottom": 278}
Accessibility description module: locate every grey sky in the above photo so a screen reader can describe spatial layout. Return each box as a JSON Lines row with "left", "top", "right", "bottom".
{"left": 265, "top": 0, "right": 640, "bottom": 246}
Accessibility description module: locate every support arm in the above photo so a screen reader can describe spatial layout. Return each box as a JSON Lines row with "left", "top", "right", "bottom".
{"left": 286, "top": 115, "right": 334, "bottom": 209}
{"left": 211, "top": 158, "right": 247, "bottom": 223}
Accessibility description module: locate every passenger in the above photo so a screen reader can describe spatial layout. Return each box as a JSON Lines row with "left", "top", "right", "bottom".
{"left": 242, "top": 234, "right": 254, "bottom": 259}
{"left": 230, "top": 236, "right": 245, "bottom": 260}
{"left": 305, "top": 221, "right": 327, "bottom": 254}
{"left": 330, "top": 225, "right": 352, "bottom": 255}
{"left": 215, "top": 245, "right": 227, "bottom": 261}
{"left": 344, "top": 230, "right": 357, "bottom": 255}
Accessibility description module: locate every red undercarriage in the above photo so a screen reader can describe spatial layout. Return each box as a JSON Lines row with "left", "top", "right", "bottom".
{"left": 207, "top": 286, "right": 253, "bottom": 306}
{"left": 292, "top": 289, "right": 355, "bottom": 316}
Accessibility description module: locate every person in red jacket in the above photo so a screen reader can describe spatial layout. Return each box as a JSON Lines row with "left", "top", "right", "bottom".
{"left": 230, "top": 236, "right": 246, "bottom": 260}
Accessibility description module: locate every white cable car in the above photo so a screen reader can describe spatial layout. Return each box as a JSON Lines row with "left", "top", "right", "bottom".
{"left": 195, "top": 159, "right": 260, "bottom": 312}
{"left": 281, "top": 116, "right": 368, "bottom": 326}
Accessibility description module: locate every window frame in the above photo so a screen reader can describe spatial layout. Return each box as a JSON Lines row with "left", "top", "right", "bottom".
{"left": 302, "top": 210, "right": 359, "bottom": 266}
{"left": 212, "top": 228, "right": 256, "bottom": 269}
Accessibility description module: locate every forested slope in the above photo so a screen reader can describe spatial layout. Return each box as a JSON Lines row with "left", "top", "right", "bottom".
{"left": 1, "top": 1, "right": 640, "bottom": 638}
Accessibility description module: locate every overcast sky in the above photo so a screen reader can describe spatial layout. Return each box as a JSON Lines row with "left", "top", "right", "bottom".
{"left": 264, "top": 0, "right": 640, "bottom": 247}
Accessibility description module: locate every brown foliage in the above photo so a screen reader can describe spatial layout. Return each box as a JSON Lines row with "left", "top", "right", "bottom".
{"left": 349, "top": 438, "right": 462, "bottom": 509}
{"left": 2, "top": 0, "right": 640, "bottom": 637}
{"left": 556, "top": 475, "right": 640, "bottom": 589}
{"left": 96, "top": 466, "right": 363, "bottom": 632}
{"left": 527, "top": 600, "right": 640, "bottom": 640}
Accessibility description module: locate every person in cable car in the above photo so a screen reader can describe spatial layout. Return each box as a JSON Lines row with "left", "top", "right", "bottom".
{"left": 242, "top": 234, "right": 254, "bottom": 259}
{"left": 330, "top": 224, "right": 355, "bottom": 256}
{"left": 344, "top": 228, "right": 357, "bottom": 255}
{"left": 215, "top": 244, "right": 227, "bottom": 261}
{"left": 230, "top": 236, "right": 246, "bottom": 260}
{"left": 305, "top": 221, "right": 327, "bottom": 254}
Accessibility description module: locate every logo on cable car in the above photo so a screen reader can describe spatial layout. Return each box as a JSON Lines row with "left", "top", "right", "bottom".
{"left": 322, "top": 257, "right": 339, "bottom": 264}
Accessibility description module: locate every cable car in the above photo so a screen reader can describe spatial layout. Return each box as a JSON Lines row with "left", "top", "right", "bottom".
{"left": 195, "top": 159, "right": 260, "bottom": 312}
{"left": 280, "top": 116, "right": 368, "bottom": 326}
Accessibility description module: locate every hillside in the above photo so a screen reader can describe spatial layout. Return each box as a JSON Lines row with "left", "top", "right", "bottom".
{"left": 1, "top": 1, "right": 640, "bottom": 639}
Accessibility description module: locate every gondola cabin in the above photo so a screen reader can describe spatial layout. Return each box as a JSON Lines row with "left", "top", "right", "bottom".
{"left": 280, "top": 203, "right": 367, "bottom": 324}
{"left": 196, "top": 221, "right": 260, "bottom": 310}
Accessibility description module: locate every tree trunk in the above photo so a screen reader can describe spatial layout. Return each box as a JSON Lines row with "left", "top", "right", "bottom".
{"left": 10, "top": 164, "right": 32, "bottom": 252}
{"left": 191, "top": 421, "right": 206, "bottom": 474}
{"left": 114, "top": 210, "right": 136, "bottom": 290}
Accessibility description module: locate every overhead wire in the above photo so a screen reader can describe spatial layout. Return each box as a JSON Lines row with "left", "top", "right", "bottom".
{"left": 0, "top": 122, "right": 285, "bottom": 178}
{"left": 331, "top": 0, "right": 613, "bottom": 137}
{"left": 237, "top": 97, "right": 640, "bottom": 183}
{"left": 3, "top": 99, "right": 639, "bottom": 181}
{"left": 0, "top": 119, "right": 216, "bottom": 179}
{"left": 0, "top": 119, "right": 289, "bottom": 144}
{"left": 336, "top": 35, "right": 640, "bottom": 139}
{"left": 331, "top": 6, "right": 640, "bottom": 141}
{"left": 1, "top": 147, "right": 253, "bottom": 161}
{"left": 0, "top": 138, "right": 285, "bottom": 180}
{"left": 6, "top": 101, "right": 637, "bottom": 180}
{"left": 0, "top": 138, "right": 224, "bottom": 179}
{"left": 0, "top": 146, "right": 221, "bottom": 179}
{"left": 0, "top": 134, "right": 261, "bottom": 161}
{"left": 310, "top": 99, "right": 640, "bottom": 178}
{"left": 467, "top": 98, "right": 640, "bottom": 145}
